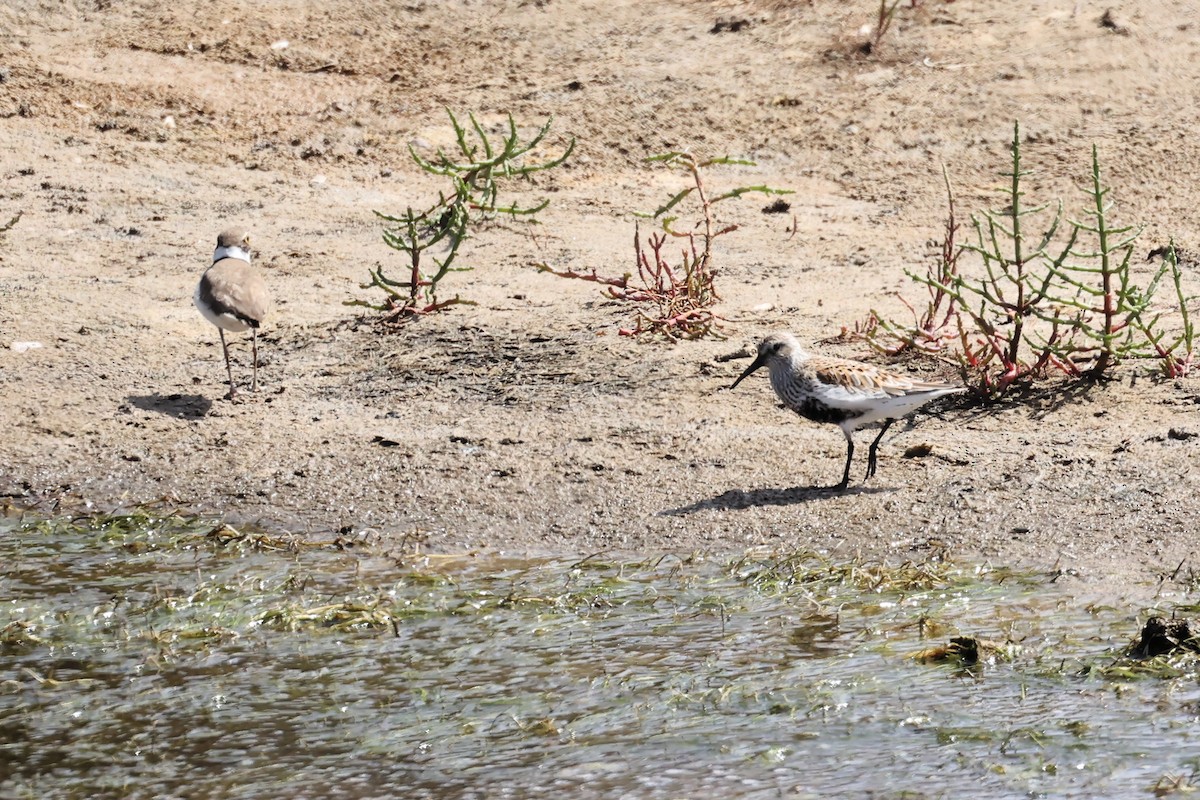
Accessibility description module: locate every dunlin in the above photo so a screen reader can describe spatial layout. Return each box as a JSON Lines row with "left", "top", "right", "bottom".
{"left": 194, "top": 229, "right": 271, "bottom": 399}
{"left": 730, "top": 332, "right": 964, "bottom": 490}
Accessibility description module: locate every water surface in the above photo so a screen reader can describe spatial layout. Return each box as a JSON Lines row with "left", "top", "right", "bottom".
{"left": 2, "top": 512, "right": 1198, "bottom": 799}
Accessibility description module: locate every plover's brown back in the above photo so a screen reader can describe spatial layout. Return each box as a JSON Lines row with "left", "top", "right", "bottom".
{"left": 196, "top": 259, "right": 270, "bottom": 333}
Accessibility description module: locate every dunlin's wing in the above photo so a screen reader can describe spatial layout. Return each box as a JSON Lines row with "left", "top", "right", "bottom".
{"left": 805, "top": 356, "right": 963, "bottom": 425}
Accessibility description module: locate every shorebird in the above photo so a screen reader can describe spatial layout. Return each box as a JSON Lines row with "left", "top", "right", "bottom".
{"left": 730, "top": 332, "right": 965, "bottom": 490}
{"left": 194, "top": 228, "right": 271, "bottom": 399}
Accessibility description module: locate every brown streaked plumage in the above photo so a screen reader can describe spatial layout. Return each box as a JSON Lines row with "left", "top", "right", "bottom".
{"left": 194, "top": 228, "right": 271, "bottom": 399}
{"left": 730, "top": 332, "right": 964, "bottom": 490}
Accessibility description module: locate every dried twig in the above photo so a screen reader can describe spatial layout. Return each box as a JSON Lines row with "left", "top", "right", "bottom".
{"left": 538, "top": 152, "right": 790, "bottom": 340}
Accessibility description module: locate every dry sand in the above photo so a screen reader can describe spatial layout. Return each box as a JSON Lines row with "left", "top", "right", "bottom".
{"left": 3, "top": 0, "right": 1200, "bottom": 588}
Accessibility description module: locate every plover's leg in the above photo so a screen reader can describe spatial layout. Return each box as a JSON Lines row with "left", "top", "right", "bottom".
{"left": 219, "top": 328, "right": 237, "bottom": 400}
{"left": 251, "top": 328, "right": 259, "bottom": 392}
{"left": 836, "top": 430, "right": 854, "bottom": 491}
{"left": 866, "top": 419, "right": 895, "bottom": 480}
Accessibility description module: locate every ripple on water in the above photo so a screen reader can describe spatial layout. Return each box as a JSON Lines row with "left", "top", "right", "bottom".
{"left": 1, "top": 512, "right": 1198, "bottom": 799}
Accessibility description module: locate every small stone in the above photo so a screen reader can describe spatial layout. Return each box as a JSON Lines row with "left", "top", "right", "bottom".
{"left": 1099, "top": 9, "right": 1130, "bottom": 35}
{"left": 903, "top": 443, "right": 934, "bottom": 458}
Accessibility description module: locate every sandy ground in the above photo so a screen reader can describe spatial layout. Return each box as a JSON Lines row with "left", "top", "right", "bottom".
{"left": 3, "top": 0, "right": 1200, "bottom": 587}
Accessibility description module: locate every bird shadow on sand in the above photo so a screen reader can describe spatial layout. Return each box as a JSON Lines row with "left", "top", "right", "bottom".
{"left": 663, "top": 484, "right": 892, "bottom": 515}
{"left": 126, "top": 393, "right": 213, "bottom": 420}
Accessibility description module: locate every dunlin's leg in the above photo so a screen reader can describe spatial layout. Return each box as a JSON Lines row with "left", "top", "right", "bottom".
{"left": 219, "top": 328, "right": 237, "bottom": 400}
{"left": 866, "top": 419, "right": 895, "bottom": 480}
{"left": 251, "top": 328, "right": 259, "bottom": 392}
{"left": 836, "top": 430, "right": 854, "bottom": 490}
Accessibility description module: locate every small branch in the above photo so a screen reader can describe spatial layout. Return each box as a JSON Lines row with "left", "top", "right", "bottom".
{"left": 531, "top": 261, "right": 630, "bottom": 289}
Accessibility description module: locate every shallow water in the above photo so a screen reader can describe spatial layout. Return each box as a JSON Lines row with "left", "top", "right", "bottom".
{"left": 1, "top": 513, "right": 1198, "bottom": 799}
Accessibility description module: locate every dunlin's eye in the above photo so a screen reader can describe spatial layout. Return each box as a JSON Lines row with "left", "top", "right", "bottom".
{"left": 771, "top": 341, "right": 784, "bottom": 353}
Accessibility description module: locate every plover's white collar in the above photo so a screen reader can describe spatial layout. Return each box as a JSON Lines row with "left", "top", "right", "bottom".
{"left": 212, "top": 244, "right": 251, "bottom": 264}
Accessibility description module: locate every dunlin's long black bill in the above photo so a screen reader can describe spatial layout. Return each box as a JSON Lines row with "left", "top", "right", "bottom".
{"left": 729, "top": 354, "right": 768, "bottom": 390}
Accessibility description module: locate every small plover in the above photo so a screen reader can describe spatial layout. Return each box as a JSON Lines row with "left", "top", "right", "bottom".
{"left": 194, "top": 229, "right": 271, "bottom": 399}
{"left": 730, "top": 332, "right": 964, "bottom": 490}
